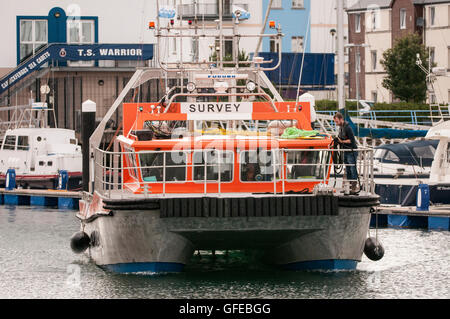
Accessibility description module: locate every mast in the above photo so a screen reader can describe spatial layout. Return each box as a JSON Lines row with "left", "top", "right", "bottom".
{"left": 337, "top": 0, "right": 345, "bottom": 110}
{"left": 254, "top": 0, "right": 274, "bottom": 57}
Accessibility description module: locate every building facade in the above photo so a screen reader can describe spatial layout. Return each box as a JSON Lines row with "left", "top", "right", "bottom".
{"left": 421, "top": 0, "right": 450, "bottom": 105}
{"left": 347, "top": 0, "right": 450, "bottom": 104}
{"left": 165, "top": 0, "right": 262, "bottom": 63}
{"left": 261, "top": 0, "right": 311, "bottom": 53}
{"left": 0, "top": 0, "right": 263, "bottom": 134}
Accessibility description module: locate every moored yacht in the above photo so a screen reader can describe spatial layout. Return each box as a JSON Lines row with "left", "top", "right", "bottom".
{"left": 0, "top": 104, "right": 82, "bottom": 190}
{"left": 375, "top": 121, "right": 450, "bottom": 206}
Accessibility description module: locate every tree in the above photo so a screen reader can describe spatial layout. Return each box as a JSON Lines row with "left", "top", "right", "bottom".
{"left": 380, "top": 33, "right": 430, "bottom": 103}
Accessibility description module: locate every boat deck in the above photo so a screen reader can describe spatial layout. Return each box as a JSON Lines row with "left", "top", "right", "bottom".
{"left": 0, "top": 188, "right": 81, "bottom": 198}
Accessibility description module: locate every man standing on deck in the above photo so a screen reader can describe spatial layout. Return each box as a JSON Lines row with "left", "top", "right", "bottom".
{"left": 333, "top": 112, "right": 358, "bottom": 194}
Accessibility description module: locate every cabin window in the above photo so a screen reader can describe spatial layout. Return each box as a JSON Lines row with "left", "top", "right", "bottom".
{"left": 39, "top": 161, "right": 44, "bottom": 166}
{"left": 413, "top": 148, "right": 434, "bottom": 167}
{"left": 70, "top": 138, "right": 77, "bottom": 145}
{"left": 240, "top": 150, "right": 280, "bottom": 182}
{"left": 383, "top": 150, "right": 400, "bottom": 163}
{"left": 140, "top": 151, "right": 187, "bottom": 182}
{"left": 193, "top": 150, "right": 233, "bottom": 182}
{"left": 17, "top": 136, "right": 29, "bottom": 151}
{"left": 3, "top": 135, "right": 16, "bottom": 150}
{"left": 285, "top": 150, "right": 329, "bottom": 180}
{"left": 47, "top": 161, "right": 53, "bottom": 166}
{"left": 124, "top": 148, "right": 139, "bottom": 180}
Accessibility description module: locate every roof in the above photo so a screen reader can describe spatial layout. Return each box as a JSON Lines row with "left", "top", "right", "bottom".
{"left": 413, "top": 0, "right": 450, "bottom": 4}
{"left": 347, "top": 0, "right": 450, "bottom": 12}
{"left": 426, "top": 120, "right": 450, "bottom": 140}
{"left": 347, "top": 0, "right": 391, "bottom": 12}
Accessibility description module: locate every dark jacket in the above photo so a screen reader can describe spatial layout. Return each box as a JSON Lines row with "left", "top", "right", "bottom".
{"left": 338, "top": 121, "right": 357, "bottom": 149}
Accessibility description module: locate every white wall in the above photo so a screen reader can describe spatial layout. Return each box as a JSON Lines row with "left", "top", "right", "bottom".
{"left": 424, "top": 4, "right": 450, "bottom": 104}
{"left": 1, "top": 0, "right": 263, "bottom": 69}
{"left": 310, "top": 0, "right": 348, "bottom": 53}
{"left": 0, "top": 0, "right": 159, "bottom": 68}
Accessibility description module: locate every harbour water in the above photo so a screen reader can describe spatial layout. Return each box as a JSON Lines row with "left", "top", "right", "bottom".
{"left": 0, "top": 206, "right": 448, "bottom": 299}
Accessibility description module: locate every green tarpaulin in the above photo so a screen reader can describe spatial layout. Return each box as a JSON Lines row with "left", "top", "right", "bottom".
{"left": 281, "top": 127, "right": 320, "bottom": 139}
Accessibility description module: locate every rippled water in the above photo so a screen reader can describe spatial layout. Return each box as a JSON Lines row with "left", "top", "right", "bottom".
{"left": 0, "top": 206, "right": 449, "bottom": 299}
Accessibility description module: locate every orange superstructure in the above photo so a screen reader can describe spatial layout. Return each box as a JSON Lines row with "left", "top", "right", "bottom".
{"left": 118, "top": 101, "right": 334, "bottom": 195}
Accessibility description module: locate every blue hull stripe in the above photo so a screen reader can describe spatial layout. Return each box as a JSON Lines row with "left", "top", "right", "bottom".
{"left": 101, "top": 262, "right": 184, "bottom": 274}
{"left": 282, "top": 259, "right": 358, "bottom": 271}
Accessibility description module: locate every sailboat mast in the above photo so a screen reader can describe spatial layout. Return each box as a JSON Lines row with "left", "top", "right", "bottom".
{"left": 337, "top": 0, "right": 345, "bottom": 110}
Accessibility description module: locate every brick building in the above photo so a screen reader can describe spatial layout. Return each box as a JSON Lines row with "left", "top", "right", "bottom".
{"left": 347, "top": 0, "right": 450, "bottom": 104}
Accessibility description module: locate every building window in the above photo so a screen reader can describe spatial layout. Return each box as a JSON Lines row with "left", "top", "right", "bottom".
{"left": 355, "top": 14, "right": 361, "bottom": 33}
{"left": 292, "top": 0, "right": 304, "bottom": 9}
{"left": 356, "top": 50, "right": 361, "bottom": 73}
{"left": 448, "top": 5, "right": 450, "bottom": 27}
{"left": 448, "top": 47, "right": 450, "bottom": 69}
{"left": 67, "top": 19, "right": 94, "bottom": 44}
{"left": 291, "top": 36, "right": 304, "bottom": 53}
{"left": 19, "top": 19, "right": 48, "bottom": 62}
{"left": 430, "top": 47, "right": 435, "bottom": 65}
{"left": 400, "top": 8, "right": 407, "bottom": 29}
{"left": 67, "top": 19, "right": 95, "bottom": 67}
{"left": 270, "top": 39, "right": 279, "bottom": 53}
{"left": 371, "top": 50, "right": 377, "bottom": 70}
{"left": 430, "top": 93, "right": 437, "bottom": 104}
{"left": 272, "top": 0, "right": 282, "bottom": 9}
{"left": 372, "top": 91, "right": 378, "bottom": 103}
{"left": 430, "top": 6, "right": 436, "bottom": 26}
{"left": 370, "top": 10, "right": 379, "bottom": 31}
{"left": 215, "top": 37, "right": 233, "bottom": 58}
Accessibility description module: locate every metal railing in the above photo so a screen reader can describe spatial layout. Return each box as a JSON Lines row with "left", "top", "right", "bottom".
{"left": 93, "top": 147, "right": 375, "bottom": 199}
{"left": 178, "top": 3, "right": 248, "bottom": 19}
{"left": 317, "top": 109, "right": 450, "bottom": 127}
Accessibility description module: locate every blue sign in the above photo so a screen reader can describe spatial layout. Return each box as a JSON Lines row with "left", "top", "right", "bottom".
{"left": 0, "top": 43, "right": 153, "bottom": 95}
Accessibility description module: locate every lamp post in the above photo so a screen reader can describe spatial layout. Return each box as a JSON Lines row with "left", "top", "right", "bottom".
{"left": 330, "top": 28, "right": 336, "bottom": 54}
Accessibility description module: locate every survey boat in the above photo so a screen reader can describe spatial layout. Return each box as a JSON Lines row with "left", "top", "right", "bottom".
{"left": 74, "top": 1, "right": 380, "bottom": 273}
{"left": 78, "top": 100, "right": 379, "bottom": 273}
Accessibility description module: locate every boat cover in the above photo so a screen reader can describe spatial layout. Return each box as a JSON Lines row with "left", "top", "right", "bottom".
{"left": 375, "top": 139, "right": 439, "bottom": 166}
{"left": 339, "top": 109, "right": 428, "bottom": 139}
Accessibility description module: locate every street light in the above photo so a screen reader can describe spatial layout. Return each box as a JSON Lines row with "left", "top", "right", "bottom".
{"left": 330, "top": 28, "right": 336, "bottom": 54}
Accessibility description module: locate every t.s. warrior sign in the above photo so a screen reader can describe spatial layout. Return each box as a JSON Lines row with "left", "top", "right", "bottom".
{"left": 0, "top": 43, "right": 153, "bottom": 95}
{"left": 180, "top": 102, "right": 253, "bottom": 120}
